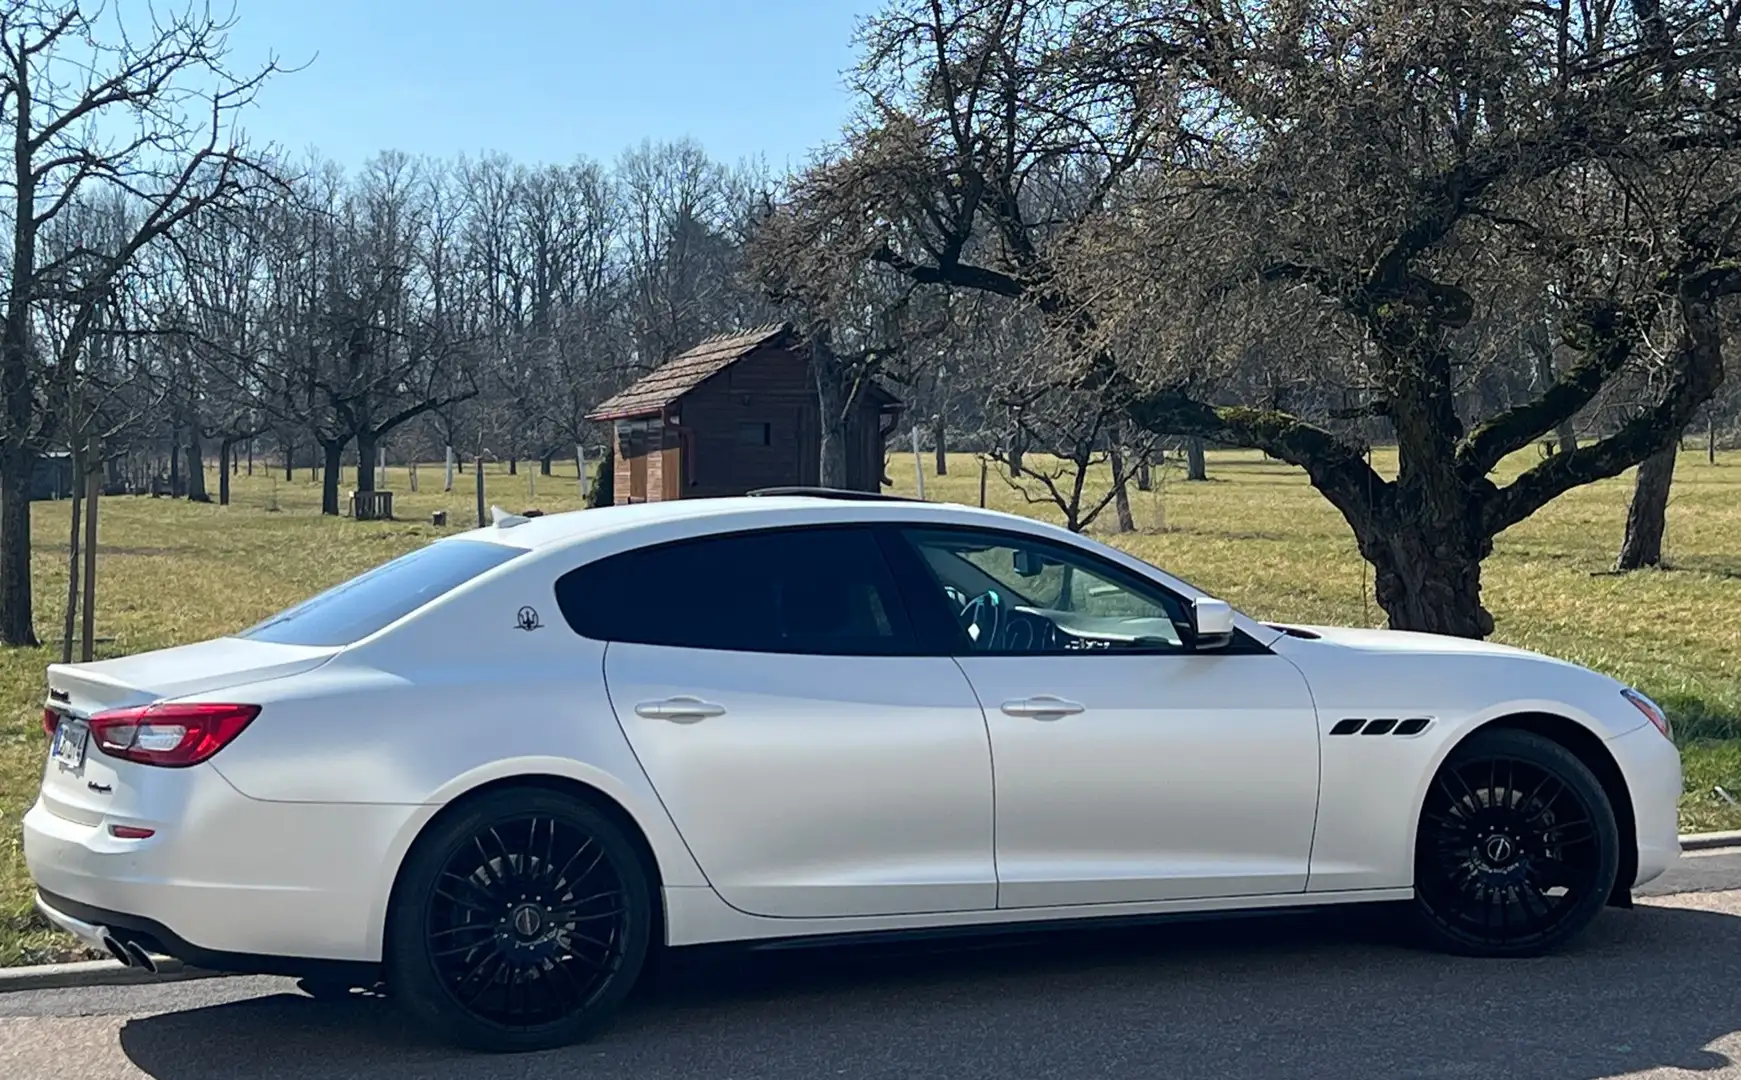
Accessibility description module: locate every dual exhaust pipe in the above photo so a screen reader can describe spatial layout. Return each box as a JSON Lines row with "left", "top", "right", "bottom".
{"left": 100, "top": 933, "right": 158, "bottom": 974}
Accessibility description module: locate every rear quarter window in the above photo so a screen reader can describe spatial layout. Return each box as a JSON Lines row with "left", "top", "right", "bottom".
{"left": 238, "top": 539, "right": 526, "bottom": 647}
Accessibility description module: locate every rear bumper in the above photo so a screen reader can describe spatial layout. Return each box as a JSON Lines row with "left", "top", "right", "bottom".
{"left": 23, "top": 771, "right": 420, "bottom": 966}
{"left": 34, "top": 888, "right": 377, "bottom": 983}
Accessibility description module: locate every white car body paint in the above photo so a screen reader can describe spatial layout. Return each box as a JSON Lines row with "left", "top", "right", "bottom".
{"left": 25, "top": 496, "right": 1681, "bottom": 969}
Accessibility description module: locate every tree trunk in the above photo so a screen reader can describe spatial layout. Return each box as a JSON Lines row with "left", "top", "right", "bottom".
{"left": 933, "top": 413, "right": 947, "bottom": 476}
{"left": 246, "top": 439, "right": 253, "bottom": 476}
{"left": 185, "top": 433, "right": 209, "bottom": 502}
{"left": 813, "top": 344, "right": 852, "bottom": 488}
{"left": 1616, "top": 445, "right": 1677, "bottom": 571}
{"left": 1710, "top": 416, "right": 1718, "bottom": 465}
{"left": 169, "top": 425, "right": 183, "bottom": 497}
{"left": 1185, "top": 437, "right": 1207, "bottom": 481}
{"left": 355, "top": 430, "right": 377, "bottom": 493}
{"left": 320, "top": 440, "right": 344, "bottom": 516}
{"left": 507, "top": 457, "right": 517, "bottom": 476}
{"left": 283, "top": 438, "right": 294, "bottom": 482}
{"left": 1365, "top": 518, "right": 1495, "bottom": 637}
{"left": 218, "top": 441, "right": 233, "bottom": 506}
{"left": 539, "top": 455, "right": 553, "bottom": 476}
{"left": 0, "top": 448, "right": 38, "bottom": 645}
{"left": 1108, "top": 427, "right": 1135, "bottom": 533}
{"left": 1136, "top": 451, "right": 1152, "bottom": 492}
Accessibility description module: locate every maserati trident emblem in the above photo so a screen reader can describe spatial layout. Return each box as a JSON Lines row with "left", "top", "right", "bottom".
{"left": 1484, "top": 835, "right": 1515, "bottom": 864}
{"left": 515, "top": 606, "right": 542, "bottom": 632}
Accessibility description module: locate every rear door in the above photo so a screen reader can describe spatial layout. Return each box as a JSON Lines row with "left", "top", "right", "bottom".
{"left": 558, "top": 524, "right": 996, "bottom": 919}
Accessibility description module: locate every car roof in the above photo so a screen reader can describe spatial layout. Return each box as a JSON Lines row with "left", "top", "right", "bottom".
{"left": 447, "top": 495, "right": 1071, "bottom": 554}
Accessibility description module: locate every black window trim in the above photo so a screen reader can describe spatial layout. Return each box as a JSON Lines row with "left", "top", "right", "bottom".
{"left": 883, "top": 523, "right": 1273, "bottom": 658}
{"left": 553, "top": 521, "right": 929, "bottom": 657}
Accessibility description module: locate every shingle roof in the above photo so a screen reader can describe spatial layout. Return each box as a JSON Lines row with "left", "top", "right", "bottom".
{"left": 585, "top": 322, "right": 797, "bottom": 420}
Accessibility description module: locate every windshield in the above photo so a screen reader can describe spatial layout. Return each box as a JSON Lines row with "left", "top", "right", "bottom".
{"left": 237, "top": 539, "right": 526, "bottom": 647}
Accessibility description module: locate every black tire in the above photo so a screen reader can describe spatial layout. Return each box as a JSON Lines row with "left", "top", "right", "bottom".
{"left": 1413, "top": 727, "right": 1620, "bottom": 958}
{"left": 386, "top": 788, "right": 653, "bottom": 1053}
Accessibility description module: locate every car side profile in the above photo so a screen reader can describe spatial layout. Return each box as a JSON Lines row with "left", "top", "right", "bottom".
{"left": 26, "top": 492, "right": 1681, "bottom": 1052}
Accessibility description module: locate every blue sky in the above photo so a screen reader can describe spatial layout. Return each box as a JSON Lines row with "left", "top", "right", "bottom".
{"left": 221, "top": 0, "right": 867, "bottom": 171}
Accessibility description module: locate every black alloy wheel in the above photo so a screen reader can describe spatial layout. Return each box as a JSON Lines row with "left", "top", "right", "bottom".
{"left": 387, "top": 788, "right": 652, "bottom": 1052}
{"left": 1413, "top": 727, "right": 1619, "bottom": 957}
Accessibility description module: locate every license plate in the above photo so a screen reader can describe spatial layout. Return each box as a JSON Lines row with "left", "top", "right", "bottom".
{"left": 50, "top": 718, "right": 89, "bottom": 769}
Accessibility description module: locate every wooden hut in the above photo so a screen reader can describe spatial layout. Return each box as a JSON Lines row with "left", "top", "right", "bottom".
{"left": 586, "top": 323, "right": 903, "bottom": 503}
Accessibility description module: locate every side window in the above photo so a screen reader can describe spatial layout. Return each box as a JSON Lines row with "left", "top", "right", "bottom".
{"left": 899, "top": 528, "right": 1191, "bottom": 655}
{"left": 556, "top": 527, "right": 917, "bottom": 655}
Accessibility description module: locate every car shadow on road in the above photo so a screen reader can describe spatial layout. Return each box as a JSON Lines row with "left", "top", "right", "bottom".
{"left": 118, "top": 903, "right": 1741, "bottom": 1080}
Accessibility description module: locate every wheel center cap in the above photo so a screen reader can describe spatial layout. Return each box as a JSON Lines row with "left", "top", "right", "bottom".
{"left": 1484, "top": 834, "right": 1516, "bottom": 864}
{"left": 510, "top": 903, "right": 544, "bottom": 938}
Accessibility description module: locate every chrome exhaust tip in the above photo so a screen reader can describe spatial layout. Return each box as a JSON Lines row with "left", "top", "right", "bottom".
{"left": 101, "top": 935, "right": 134, "bottom": 968}
{"left": 121, "top": 941, "right": 158, "bottom": 974}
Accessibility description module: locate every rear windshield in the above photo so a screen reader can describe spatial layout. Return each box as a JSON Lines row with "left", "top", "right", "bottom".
{"left": 237, "top": 539, "right": 526, "bottom": 647}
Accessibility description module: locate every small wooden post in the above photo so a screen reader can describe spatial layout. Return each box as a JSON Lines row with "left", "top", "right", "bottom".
{"left": 444, "top": 446, "right": 456, "bottom": 492}
{"left": 475, "top": 457, "right": 486, "bottom": 528}
{"left": 911, "top": 426, "right": 925, "bottom": 499}
{"left": 409, "top": 462, "right": 419, "bottom": 492}
{"left": 80, "top": 469, "right": 99, "bottom": 663}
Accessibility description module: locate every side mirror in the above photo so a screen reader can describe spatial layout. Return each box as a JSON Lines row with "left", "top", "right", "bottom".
{"left": 1189, "top": 597, "right": 1235, "bottom": 651}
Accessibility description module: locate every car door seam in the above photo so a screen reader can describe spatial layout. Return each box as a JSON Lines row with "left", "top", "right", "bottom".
{"left": 1278, "top": 651, "right": 1327, "bottom": 894}
{"left": 598, "top": 640, "right": 719, "bottom": 895}
{"left": 950, "top": 654, "right": 1002, "bottom": 907}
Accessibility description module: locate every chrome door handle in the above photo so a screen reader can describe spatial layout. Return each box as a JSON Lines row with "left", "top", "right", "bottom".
{"left": 635, "top": 697, "right": 726, "bottom": 722}
{"left": 1001, "top": 696, "right": 1086, "bottom": 719}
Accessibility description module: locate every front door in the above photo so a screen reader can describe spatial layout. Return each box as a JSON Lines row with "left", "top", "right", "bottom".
{"left": 891, "top": 526, "right": 1322, "bottom": 909}
{"left": 566, "top": 524, "right": 997, "bottom": 919}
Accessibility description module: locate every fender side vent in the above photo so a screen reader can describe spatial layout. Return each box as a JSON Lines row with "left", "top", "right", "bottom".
{"left": 1331, "top": 716, "right": 1434, "bottom": 736}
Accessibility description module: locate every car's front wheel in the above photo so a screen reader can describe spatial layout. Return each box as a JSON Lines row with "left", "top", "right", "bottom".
{"left": 1413, "top": 727, "right": 1620, "bottom": 957}
{"left": 386, "top": 788, "right": 653, "bottom": 1053}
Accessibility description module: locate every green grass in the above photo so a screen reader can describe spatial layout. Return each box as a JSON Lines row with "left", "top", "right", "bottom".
{"left": 2, "top": 447, "right": 1738, "bottom": 964}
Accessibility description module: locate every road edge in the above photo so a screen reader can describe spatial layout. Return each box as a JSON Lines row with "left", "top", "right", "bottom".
{"left": 0, "top": 955, "right": 221, "bottom": 993}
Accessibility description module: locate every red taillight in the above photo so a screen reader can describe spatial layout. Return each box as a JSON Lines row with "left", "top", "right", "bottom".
{"left": 88, "top": 703, "right": 261, "bottom": 768}
{"left": 43, "top": 708, "right": 58, "bottom": 737}
{"left": 108, "top": 825, "right": 156, "bottom": 839}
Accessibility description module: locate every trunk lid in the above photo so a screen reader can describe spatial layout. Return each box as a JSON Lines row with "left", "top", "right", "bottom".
{"left": 39, "top": 638, "right": 337, "bottom": 825}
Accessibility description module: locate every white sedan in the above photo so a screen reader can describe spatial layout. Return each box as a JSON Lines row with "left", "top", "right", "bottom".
{"left": 26, "top": 491, "right": 1681, "bottom": 1052}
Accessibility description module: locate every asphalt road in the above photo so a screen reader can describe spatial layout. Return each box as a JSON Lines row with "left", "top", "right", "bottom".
{"left": 7, "top": 851, "right": 1741, "bottom": 1080}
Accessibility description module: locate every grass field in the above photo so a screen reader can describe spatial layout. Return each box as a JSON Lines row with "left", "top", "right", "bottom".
{"left": 2, "top": 447, "right": 1739, "bottom": 965}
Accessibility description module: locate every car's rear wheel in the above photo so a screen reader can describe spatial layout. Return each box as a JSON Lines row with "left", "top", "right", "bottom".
{"left": 386, "top": 788, "right": 652, "bottom": 1053}
{"left": 1413, "top": 727, "right": 1620, "bottom": 957}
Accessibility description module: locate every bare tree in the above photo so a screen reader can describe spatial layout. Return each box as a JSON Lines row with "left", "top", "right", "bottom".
{"left": 787, "top": 0, "right": 1741, "bottom": 638}
{"left": 0, "top": 1, "right": 282, "bottom": 644}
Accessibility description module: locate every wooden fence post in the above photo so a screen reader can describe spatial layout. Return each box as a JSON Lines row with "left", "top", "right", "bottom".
{"left": 80, "top": 469, "right": 99, "bottom": 663}
{"left": 475, "top": 457, "right": 486, "bottom": 528}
